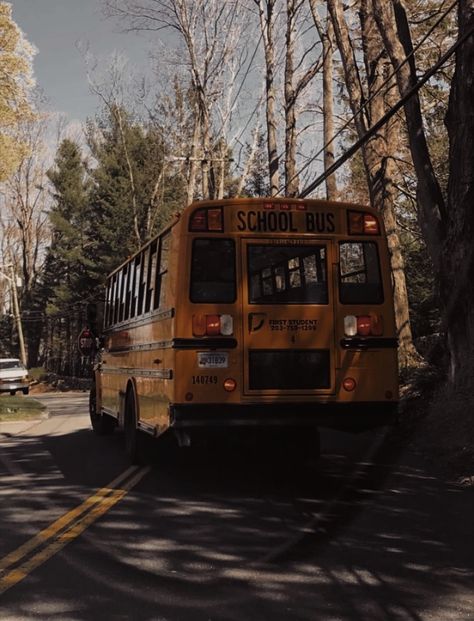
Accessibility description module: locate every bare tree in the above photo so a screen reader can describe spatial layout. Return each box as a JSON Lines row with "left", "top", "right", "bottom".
{"left": 1, "top": 114, "right": 50, "bottom": 294}
{"left": 372, "top": 0, "right": 474, "bottom": 381}
{"left": 309, "top": 0, "right": 338, "bottom": 200}
{"left": 327, "top": 0, "right": 419, "bottom": 367}
{"left": 254, "top": 0, "right": 281, "bottom": 195}
{"left": 104, "top": 0, "right": 249, "bottom": 202}
{"left": 283, "top": 0, "right": 322, "bottom": 196}
{"left": 0, "top": 110, "right": 52, "bottom": 365}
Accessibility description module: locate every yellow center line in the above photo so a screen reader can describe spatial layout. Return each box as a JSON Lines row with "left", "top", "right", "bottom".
{"left": 0, "top": 465, "right": 150, "bottom": 595}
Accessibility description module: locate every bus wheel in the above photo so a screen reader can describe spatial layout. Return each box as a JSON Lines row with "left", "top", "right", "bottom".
{"left": 89, "top": 382, "right": 115, "bottom": 435}
{"left": 124, "top": 388, "right": 143, "bottom": 464}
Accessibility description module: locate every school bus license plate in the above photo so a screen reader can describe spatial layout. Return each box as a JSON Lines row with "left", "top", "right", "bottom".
{"left": 197, "top": 352, "right": 229, "bottom": 368}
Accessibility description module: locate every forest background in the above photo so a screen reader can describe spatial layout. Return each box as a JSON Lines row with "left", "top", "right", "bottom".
{"left": 0, "top": 0, "right": 473, "bottom": 476}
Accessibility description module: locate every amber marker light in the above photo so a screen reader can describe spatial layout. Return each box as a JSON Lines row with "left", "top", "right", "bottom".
{"left": 192, "top": 314, "right": 206, "bottom": 337}
{"left": 223, "top": 378, "right": 237, "bottom": 392}
{"left": 207, "top": 208, "right": 223, "bottom": 231}
{"left": 343, "top": 377, "right": 356, "bottom": 392}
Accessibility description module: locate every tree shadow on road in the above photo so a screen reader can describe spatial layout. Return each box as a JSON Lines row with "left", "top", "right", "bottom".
{"left": 0, "top": 425, "right": 472, "bottom": 620}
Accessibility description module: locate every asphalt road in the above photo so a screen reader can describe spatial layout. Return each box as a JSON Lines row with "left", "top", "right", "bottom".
{"left": 0, "top": 392, "right": 472, "bottom": 621}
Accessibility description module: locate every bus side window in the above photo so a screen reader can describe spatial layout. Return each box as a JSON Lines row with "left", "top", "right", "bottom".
{"left": 105, "top": 279, "right": 112, "bottom": 327}
{"left": 124, "top": 262, "right": 132, "bottom": 321}
{"left": 145, "top": 240, "right": 157, "bottom": 314}
{"left": 110, "top": 274, "right": 117, "bottom": 324}
{"left": 130, "top": 255, "right": 141, "bottom": 318}
{"left": 137, "top": 247, "right": 149, "bottom": 317}
{"left": 339, "top": 242, "right": 383, "bottom": 304}
{"left": 154, "top": 233, "right": 170, "bottom": 310}
{"left": 118, "top": 266, "right": 127, "bottom": 323}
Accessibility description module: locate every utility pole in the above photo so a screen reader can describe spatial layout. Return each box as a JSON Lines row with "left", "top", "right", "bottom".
{"left": 0, "top": 265, "right": 27, "bottom": 367}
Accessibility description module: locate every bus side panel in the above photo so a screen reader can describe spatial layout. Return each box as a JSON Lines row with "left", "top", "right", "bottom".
{"left": 135, "top": 343, "right": 175, "bottom": 436}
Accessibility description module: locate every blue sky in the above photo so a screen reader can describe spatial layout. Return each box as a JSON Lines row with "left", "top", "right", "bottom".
{"left": 11, "top": 0, "right": 154, "bottom": 122}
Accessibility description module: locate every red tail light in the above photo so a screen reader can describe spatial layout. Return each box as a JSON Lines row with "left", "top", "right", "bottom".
{"left": 192, "top": 314, "right": 234, "bottom": 336}
{"left": 356, "top": 315, "right": 371, "bottom": 336}
{"left": 344, "top": 314, "right": 384, "bottom": 337}
{"left": 206, "top": 315, "right": 221, "bottom": 336}
{"left": 348, "top": 210, "right": 380, "bottom": 235}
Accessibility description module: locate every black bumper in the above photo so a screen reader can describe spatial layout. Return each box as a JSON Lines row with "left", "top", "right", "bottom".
{"left": 170, "top": 401, "right": 398, "bottom": 432}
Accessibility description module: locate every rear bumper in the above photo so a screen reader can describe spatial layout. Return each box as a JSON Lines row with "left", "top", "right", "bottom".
{"left": 170, "top": 401, "right": 398, "bottom": 432}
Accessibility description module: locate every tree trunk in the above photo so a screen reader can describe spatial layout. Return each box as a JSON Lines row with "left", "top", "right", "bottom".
{"left": 329, "top": 0, "right": 419, "bottom": 367}
{"left": 256, "top": 0, "right": 280, "bottom": 196}
{"left": 284, "top": 0, "right": 299, "bottom": 197}
{"left": 371, "top": 0, "right": 446, "bottom": 267}
{"left": 443, "top": 0, "right": 474, "bottom": 382}
{"left": 309, "top": 1, "right": 338, "bottom": 200}
{"left": 186, "top": 105, "right": 201, "bottom": 205}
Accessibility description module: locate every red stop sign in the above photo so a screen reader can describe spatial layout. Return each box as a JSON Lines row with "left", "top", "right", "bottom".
{"left": 78, "top": 328, "right": 95, "bottom": 356}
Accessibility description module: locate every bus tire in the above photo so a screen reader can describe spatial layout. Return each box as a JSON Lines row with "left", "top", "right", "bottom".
{"left": 90, "top": 382, "right": 115, "bottom": 435}
{"left": 124, "top": 387, "right": 143, "bottom": 464}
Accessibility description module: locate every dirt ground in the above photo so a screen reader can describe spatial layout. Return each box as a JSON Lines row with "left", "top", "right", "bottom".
{"left": 396, "top": 365, "right": 474, "bottom": 486}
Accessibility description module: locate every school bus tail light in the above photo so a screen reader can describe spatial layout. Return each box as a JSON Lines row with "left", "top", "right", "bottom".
{"left": 357, "top": 315, "right": 371, "bottom": 336}
{"left": 348, "top": 210, "right": 380, "bottom": 235}
{"left": 189, "top": 207, "right": 223, "bottom": 232}
{"left": 192, "top": 314, "right": 234, "bottom": 336}
{"left": 344, "top": 314, "right": 383, "bottom": 337}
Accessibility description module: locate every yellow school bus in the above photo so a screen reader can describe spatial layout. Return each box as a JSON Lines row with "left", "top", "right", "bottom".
{"left": 89, "top": 198, "right": 398, "bottom": 461}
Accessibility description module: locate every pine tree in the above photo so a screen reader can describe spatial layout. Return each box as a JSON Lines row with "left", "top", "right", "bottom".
{"left": 86, "top": 106, "right": 184, "bottom": 277}
{"left": 44, "top": 139, "right": 92, "bottom": 374}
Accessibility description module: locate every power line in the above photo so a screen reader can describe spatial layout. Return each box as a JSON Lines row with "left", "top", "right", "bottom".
{"left": 282, "top": 0, "right": 458, "bottom": 196}
{"left": 299, "top": 20, "right": 474, "bottom": 198}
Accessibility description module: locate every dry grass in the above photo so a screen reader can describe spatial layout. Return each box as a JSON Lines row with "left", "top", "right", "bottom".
{"left": 398, "top": 363, "right": 474, "bottom": 485}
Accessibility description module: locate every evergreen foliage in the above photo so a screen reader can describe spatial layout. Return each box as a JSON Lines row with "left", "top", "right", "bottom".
{"left": 45, "top": 138, "right": 93, "bottom": 312}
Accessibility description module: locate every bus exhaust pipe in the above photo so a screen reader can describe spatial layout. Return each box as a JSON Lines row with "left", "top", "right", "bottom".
{"left": 174, "top": 430, "right": 191, "bottom": 448}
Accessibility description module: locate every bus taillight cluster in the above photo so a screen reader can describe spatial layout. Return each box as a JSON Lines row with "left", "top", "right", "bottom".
{"left": 192, "top": 314, "right": 234, "bottom": 336}
{"left": 344, "top": 314, "right": 383, "bottom": 337}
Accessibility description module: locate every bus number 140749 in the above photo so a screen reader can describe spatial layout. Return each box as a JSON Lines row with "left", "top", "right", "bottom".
{"left": 192, "top": 375, "right": 218, "bottom": 385}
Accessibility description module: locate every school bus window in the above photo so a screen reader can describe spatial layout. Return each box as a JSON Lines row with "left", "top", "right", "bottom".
{"left": 137, "top": 247, "right": 149, "bottom": 316}
{"left": 110, "top": 273, "right": 118, "bottom": 323}
{"left": 154, "top": 233, "right": 170, "bottom": 310}
{"left": 248, "top": 244, "right": 328, "bottom": 304}
{"left": 124, "top": 262, "right": 132, "bottom": 321}
{"left": 190, "top": 239, "right": 236, "bottom": 303}
{"left": 105, "top": 280, "right": 112, "bottom": 326}
{"left": 145, "top": 240, "right": 157, "bottom": 313}
{"left": 130, "top": 255, "right": 141, "bottom": 318}
{"left": 118, "top": 268, "right": 126, "bottom": 322}
{"left": 339, "top": 241, "right": 383, "bottom": 304}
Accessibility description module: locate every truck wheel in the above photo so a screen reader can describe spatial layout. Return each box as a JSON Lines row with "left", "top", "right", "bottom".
{"left": 89, "top": 382, "right": 115, "bottom": 435}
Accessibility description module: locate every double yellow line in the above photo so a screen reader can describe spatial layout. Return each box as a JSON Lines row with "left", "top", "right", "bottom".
{"left": 0, "top": 465, "right": 150, "bottom": 595}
